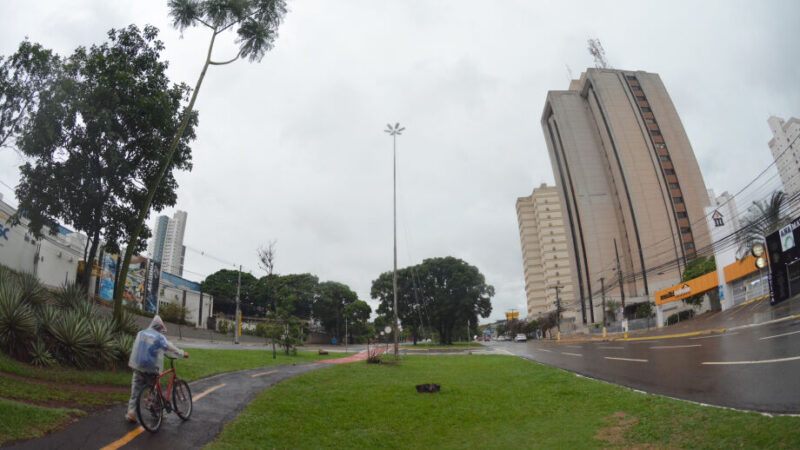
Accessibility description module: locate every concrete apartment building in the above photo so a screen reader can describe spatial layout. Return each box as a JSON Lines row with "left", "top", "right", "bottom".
{"left": 148, "top": 210, "right": 187, "bottom": 277}
{"left": 516, "top": 184, "right": 578, "bottom": 324}
{"left": 768, "top": 116, "right": 800, "bottom": 200}
{"left": 541, "top": 68, "right": 711, "bottom": 323}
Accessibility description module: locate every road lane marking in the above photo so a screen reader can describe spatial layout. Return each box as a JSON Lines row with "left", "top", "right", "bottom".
{"left": 604, "top": 357, "right": 648, "bottom": 363}
{"left": 598, "top": 346, "right": 624, "bottom": 349}
{"left": 101, "top": 382, "right": 227, "bottom": 450}
{"left": 759, "top": 330, "right": 800, "bottom": 340}
{"left": 702, "top": 355, "right": 800, "bottom": 365}
{"left": 561, "top": 352, "right": 583, "bottom": 357}
{"left": 251, "top": 369, "right": 279, "bottom": 378}
{"left": 566, "top": 345, "right": 582, "bottom": 348}
{"left": 690, "top": 332, "right": 738, "bottom": 340}
{"left": 651, "top": 344, "right": 701, "bottom": 349}
{"left": 538, "top": 349, "right": 552, "bottom": 352}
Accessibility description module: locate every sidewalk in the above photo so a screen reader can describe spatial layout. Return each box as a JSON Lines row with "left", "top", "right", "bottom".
{"left": 558, "top": 293, "right": 800, "bottom": 343}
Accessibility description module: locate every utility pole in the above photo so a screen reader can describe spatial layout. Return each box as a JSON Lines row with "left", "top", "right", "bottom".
{"left": 551, "top": 285, "right": 563, "bottom": 333}
{"left": 234, "top": 265, "right": 241, "bottom": 345}
{"left": 600, "top": 277, "right": 607, "bottom": 327}
{"left": 613, "top": 239, "right": 626, "bottom": 313}
{"left": 467, "top": 319, "right": 470, "bottom": 352}
{"left": 385, "top": 123, "right": 405, "bottom": 359}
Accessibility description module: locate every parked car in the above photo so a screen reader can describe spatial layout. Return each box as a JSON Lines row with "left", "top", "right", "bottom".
{"left": 514, "top": 333, "right": 527, "bottom": 342}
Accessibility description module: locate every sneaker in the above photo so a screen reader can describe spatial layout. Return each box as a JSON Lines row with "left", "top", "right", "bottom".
{"left": 125, "top": 411, "right": 137, "bottom": 423}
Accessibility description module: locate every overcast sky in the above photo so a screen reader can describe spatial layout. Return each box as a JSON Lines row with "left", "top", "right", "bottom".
{"left": 1, "top": 1, "right": 798, "bottom": 323}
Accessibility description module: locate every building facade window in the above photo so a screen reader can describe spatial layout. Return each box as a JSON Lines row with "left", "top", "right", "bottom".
{"left": 676, "top": 211, "right": 687, "bottom": 218}
{"left": 669, "top": 183, "right": 679, "bottom": 189}
{"left": 659, "top": 155, "right": 671, "bottom": 161}
{"left": 673, "top": 197, "right": 684, "bottom": 203}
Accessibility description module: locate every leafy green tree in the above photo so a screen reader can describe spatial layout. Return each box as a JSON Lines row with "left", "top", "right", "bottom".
{"left": 0, "top": 40, "right": 60, "bottom": 151}
{"left": 604, "top": 300, "right": 621, "bottom": 324}
{"left": 681, "top": 256, "right": 716, "bottom": 308}
{"left": 315, "top": 281, "right": 358, "bottom": 340}
{"left": 201, "top": 269, "right": 258, "bottom": 316}
{"left": 117, "top": 0, "right": 289, "bottom": 312}
{"left": 12, "top": 26, "right": 196, "bottom": 299}
{"left": 343, "top": 299, "right": 371, "bottom": 343}
{"left": 736, "top": 191, "right": 789, "bottom": 258}
{"left": 372, "top": 266, "right": 428, "bottom": 344}
{"left": 372, "top": 256, "right": 494, "bottom": 345}
{"left": 272, "top": 273, "right": 318, "bottom": 319}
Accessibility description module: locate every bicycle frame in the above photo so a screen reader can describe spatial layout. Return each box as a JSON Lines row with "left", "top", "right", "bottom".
{"left": 149, "top": 359, "right": 179, "bottom": 410}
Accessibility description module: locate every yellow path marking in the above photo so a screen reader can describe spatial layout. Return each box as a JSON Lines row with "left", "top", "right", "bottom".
{"left": 690, "top": 332, "right": 738, "bottom": 340}
{"left": 100, "top": 383, "right": 226, "bottom": 450}
{"left": 702, "top": 355, "right": 800, "bottom": 365}
{"left": 618, "top": 329, "right": 726, "bottom": 342}
{"left": 100, "top": 427, "right": 143, "bottom": 450}
{"left": 251, "top": 369, "right": 279, "bottom": 378}
{"left": 193, "top": 383, "right": 226, "bottom": 401}
{"left": 605, "top": 356, "right": 648, "bottom": 363}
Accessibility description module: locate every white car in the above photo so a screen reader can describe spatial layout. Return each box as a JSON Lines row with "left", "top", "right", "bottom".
{"left": 514, "top": 333, "right": 527, "bottom": 342}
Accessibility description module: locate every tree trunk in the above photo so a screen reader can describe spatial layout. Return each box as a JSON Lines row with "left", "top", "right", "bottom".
{"left": 82, "top": 228, "right": 101, "bottom": 294}
{"left": 113, "top": 28, "right": 218, "bottom": 321}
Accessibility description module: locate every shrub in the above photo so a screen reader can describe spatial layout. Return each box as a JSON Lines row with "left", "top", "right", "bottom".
{"left": 217, "top": 318, "right": 233, "bottom": 334}
{"left": 0, "top": 283, "right": 37, "bottom": 359}
{"left": 112, "top": 310, "right": 140, "bottom": 336}
{"left": 160, "top": 302, "right": 190, "bottom": 325}
{"left": 86, "top": 318, "right": 115, "bottom": 367}
{"left": 17, "top": 272, "right": 48, "bottom": 311}
{"left": 54, "top": 283, "right": 88, "bottom": 310}
{"left": 112, "top": 334, "right": 135, "bottom": 363}
{"left": 50, "top": 310, "right": 93, "bottom": 369}
{"left": 29, "top": 339, "right": 56, "bottom": 367}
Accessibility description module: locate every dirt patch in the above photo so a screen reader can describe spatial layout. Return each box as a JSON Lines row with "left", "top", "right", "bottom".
{"left": 594, "top": 411, "right": 643, "bottom": 448}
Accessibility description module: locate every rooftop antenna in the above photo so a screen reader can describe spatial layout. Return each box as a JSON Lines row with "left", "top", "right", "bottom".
{"left": 587, "top": 38, "right": 610, "bottom": 69}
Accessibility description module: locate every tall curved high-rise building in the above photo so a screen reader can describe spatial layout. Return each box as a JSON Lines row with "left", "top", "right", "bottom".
{"left": 540, "top": 68, "right": 711, "bottom": 323}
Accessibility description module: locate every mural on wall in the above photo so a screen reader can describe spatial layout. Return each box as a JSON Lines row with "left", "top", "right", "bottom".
{"left": 144, "top": 260, "right": 160, "bottom": 314}
{"left": 0, "top": 212, "right": 10, "bottom": 248}
{"left": 98, "top": 253, "right": 118, "bottom": 300}
{"left": 123, "top": 255, "right": 148, "bottom": 310}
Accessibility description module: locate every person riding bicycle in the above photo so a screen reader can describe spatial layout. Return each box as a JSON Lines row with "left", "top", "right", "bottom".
{"left": 125, "top": 315, "right": 189, "bottom": 423}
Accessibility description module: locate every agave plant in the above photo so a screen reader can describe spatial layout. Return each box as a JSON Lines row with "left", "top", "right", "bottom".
{"left": 112, "top": 310, "right": 140, "bottom": 336}
{"left": 36, "top": 303, "right": 59, "bottom": 336}
{"left": 112, "top": 333, "right": 135, "bottom": 363}
{"left": 30, "top": 339, "right": 56, "bottom": 367}
{"left": 50, "top": 310, "right": 93, "bottom": 368}
{"left": 16, "top": 272, "right": 48, "bottom": 311}
{"left": 73, "top": 299, "right": 98, "bottom": 320}
{"left": 0, "top": 282, "right": 37, "bottom": 359}
{"left": 54, "top": 283, "right": 88, "bottom": 310}
{"left": 86, "top": 318, "right": 115, "bottom": 366}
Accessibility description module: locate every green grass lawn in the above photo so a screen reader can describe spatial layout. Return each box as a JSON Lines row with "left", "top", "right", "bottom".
{"left": 208, "top": 355, "right": 800, "bottom": 449}
{"left": 404, "top": 342, "right": 486, "bottom": 349}
{"left": 0, "top": 348, "right": 348, "bottom": 387}
{"left": 0, "top": 375, "right": 128, "bottom": 408}
{"left": 0, "top": 398, "right": 83, "bottom": 445}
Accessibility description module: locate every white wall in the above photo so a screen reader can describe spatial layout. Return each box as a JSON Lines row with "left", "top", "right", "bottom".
{"left": 0, "top": 198, "right": 85, "bottom": 287}
{"left": 158, "top": 285, "right": 213, "bottom": 329}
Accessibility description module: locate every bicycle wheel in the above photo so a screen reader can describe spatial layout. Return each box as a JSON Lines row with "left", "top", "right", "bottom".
{"left": 136, "top": 383, "right": 164, "bottom": 432}
{"left": 172, "top": 379, "right": 193, "bottom": 420}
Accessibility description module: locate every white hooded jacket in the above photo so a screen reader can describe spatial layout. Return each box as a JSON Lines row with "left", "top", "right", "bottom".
{"left": 128, "top": 316, "right": 183, "bottom": 374}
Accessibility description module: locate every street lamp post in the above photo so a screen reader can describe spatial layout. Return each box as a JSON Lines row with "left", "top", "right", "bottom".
{"left": 384, "top": 122, "right": 405, "bottom": 359}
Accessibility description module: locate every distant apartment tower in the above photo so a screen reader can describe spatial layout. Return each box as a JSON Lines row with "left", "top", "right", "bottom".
{"left": 147, "top": 215, "right": 170, "bottom": 263}
{"left": 768, "top": 116, "right": 800, "bottom": 199}
{"left": 516, "top": 184, "right": 578, "bottom": 322}
{"left": 541, "top": 68, "right": 711, "bottom": 323}
{"left": 148, "top": 211, "right": 187, "bottom": 277}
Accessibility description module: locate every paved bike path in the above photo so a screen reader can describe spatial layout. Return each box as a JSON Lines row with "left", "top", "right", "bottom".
{"left": 7, "top": 361, "right": 329, "bottom": 450}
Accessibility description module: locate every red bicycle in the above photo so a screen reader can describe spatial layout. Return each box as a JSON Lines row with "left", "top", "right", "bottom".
{"left": 136, "top": 356, "right": 193, "bottom": 432}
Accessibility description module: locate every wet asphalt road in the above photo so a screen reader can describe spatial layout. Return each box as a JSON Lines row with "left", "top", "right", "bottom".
{"left": 494, "top": 317, "right": 800, "bottom": 413}
{"left": 7, "top": 362, "right": 328, "bottom": 450}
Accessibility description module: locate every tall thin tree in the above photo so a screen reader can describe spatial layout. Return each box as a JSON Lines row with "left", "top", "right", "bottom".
{"left": 114, "top": 0, "right": 288, "bottom": 319}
